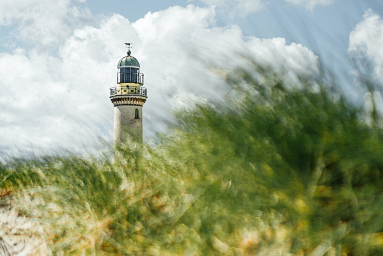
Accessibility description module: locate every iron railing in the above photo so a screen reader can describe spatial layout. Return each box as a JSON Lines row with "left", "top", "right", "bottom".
{"left": 110, "top": 86, "right": 147, "bottom": 97}
{"left": 117, "top": 72, "right": 144, "bottom": 85}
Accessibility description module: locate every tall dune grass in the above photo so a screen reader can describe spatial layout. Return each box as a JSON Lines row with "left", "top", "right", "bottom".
{"left": 2, "top": 65, "right": 383, "bottom": 255}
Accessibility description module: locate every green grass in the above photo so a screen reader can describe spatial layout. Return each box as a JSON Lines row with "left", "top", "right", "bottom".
{"left": 2, "top": 65, "right": 383, "bottom": 255}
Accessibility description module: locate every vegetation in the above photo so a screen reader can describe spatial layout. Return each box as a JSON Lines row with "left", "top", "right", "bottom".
{"left": 2, "top": 64, "right": 383, "bottom": 255}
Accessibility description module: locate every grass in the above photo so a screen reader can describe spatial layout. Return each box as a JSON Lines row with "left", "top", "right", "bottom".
{"left": 1, "top": 65, "right": 383, "bottom": 255}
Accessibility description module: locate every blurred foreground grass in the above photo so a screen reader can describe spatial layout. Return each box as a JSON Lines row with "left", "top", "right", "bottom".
{"left": 2, "top": 65, "right": 383, "bottom": 255}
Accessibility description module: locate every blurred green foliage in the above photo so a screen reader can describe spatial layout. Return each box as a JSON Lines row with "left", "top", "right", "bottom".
{"left": 2, "top": 65, "right": 383, "bottom": 255}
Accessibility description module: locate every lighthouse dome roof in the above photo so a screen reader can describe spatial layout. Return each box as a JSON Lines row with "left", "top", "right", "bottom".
{"left": 117, "top": 51, "right": 140, "bottom": 68}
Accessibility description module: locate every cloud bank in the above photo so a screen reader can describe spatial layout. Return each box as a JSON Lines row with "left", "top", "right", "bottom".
{"left": 349, "top": 10, "right": 383, "bottom": 83}
{"left": 0, "top": 0, "right": 92, "bottom": 47}
{"left": 0, "top": 3, "right": 319, "bottom": 156}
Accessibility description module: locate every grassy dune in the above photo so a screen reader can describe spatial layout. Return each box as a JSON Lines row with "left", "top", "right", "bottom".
{"left": 2, "top": 66, "right": 383, "bottom": 255}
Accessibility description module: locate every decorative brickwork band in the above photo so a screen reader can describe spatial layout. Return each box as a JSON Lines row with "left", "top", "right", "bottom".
{"left": 110, "top": 95, "right": 146, "bottom": 107}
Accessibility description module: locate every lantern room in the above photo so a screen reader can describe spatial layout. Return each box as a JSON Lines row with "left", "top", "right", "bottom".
{"left": 117, "top": 50, "right": 144, "bottom": 85}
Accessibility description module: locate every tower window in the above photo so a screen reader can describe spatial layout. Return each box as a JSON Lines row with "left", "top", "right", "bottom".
{"left": 135, "top": 109, "right": 139, "bottom": 119}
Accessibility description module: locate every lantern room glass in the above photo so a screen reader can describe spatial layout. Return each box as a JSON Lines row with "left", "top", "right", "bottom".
{"left": 118, "top": 67, "right": 140, "bottom": 83}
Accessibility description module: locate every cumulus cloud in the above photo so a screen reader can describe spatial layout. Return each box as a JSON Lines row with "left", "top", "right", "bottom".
{"left": 349, "top": 10, "right": 383, "bottom": 82}
{"left": 0, "top": 0, "right": 92, "bottom": 47}
{"left": 191, "top": 0, "right": 266, "bottom": 17}
{"left": 284, "top": 0, "right": 334, "bottom": 10}
{"left": 0, "top": 3, "right": 319, "bottom": 156}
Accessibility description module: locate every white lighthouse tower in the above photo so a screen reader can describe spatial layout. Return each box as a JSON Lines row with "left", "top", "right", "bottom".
{"left": 110, "top": 44, "right": 147, "bottom": 144}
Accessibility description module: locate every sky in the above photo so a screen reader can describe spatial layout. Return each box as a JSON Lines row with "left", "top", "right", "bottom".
{"left": 0, "top": 0, "right": 383, "bottom": 157}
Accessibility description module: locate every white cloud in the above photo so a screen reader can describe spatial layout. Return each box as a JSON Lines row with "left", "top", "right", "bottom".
{"left": 0, "top": 4, "right": 319, "bottom": 156}
{"left": 349, "top": 10, "right": 383, "bottom": 83}
{"left": 0, "top": 0, "right": 92, "bottom": 47}
{"left": 192, "top": 0, "right": 266, "bottom": 16}
{"left": 284, "top": 0, "right": 334, "bottom": 10}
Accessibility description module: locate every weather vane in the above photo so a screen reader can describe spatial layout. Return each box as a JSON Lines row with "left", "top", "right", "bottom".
{"left": 125, "top": 42, "right": 132, "bottom": 56}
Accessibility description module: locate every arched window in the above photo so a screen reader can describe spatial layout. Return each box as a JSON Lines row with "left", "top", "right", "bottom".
{"left": 135, "top": 108, "right": 139, "bottom": 119}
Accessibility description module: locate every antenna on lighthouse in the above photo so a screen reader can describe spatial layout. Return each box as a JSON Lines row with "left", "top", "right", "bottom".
{"left": 125, "top": 42, "right": 132, "bottom": 56}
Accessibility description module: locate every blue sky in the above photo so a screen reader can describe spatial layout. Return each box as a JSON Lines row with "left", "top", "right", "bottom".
{"left": 0, "top": 0, "right": 382, "bottom": 156}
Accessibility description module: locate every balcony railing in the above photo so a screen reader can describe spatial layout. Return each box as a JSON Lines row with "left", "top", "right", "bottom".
{"left": 117, "top": 72, "right": 144, "bottom": 85}
{"left": 110, "top": 86, "right": 147, "bottom": 97}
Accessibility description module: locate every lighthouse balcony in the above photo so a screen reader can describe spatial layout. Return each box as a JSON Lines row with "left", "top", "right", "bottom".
{"left": 110, "top": 86, "right": 147, "bottom": 97}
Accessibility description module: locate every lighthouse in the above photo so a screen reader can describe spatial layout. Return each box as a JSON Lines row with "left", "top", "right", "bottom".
{"left": 110, "top": 44, "right": 147, "bottom": 144}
